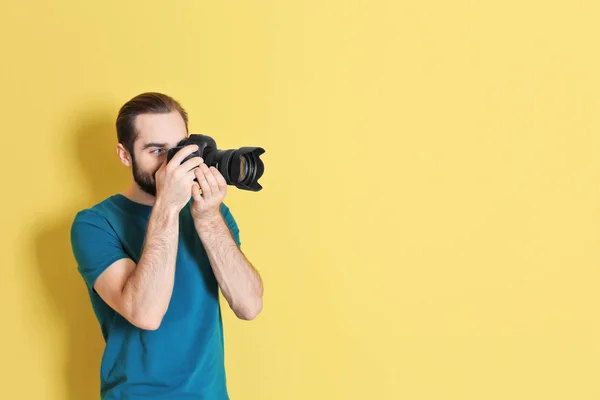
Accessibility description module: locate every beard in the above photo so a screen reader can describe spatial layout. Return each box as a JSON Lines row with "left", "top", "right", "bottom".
{"left": 131, "top": 155, "right": 159, "bottom": 197}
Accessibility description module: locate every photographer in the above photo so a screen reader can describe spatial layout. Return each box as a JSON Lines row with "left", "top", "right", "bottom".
{"left": 70, "top": 92, "right": 264, "bottom": 399}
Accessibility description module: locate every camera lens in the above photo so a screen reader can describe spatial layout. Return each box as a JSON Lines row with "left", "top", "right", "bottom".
{"left": 239, "top": 154, "right": 251, "bottom": 181}
{"left": 213, "top": 148, "right": 264, "bottom": 191}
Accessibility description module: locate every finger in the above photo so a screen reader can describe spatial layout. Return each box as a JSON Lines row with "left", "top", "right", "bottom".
{"left": 204, "top": 165, "right": 220, "bottom": 193}
{"left": 191, "top": 182, "right": 203, "bottom": 202}
{"left": 185, "top": 168, "right": 199, "bottom": 182}
{"left": 156, "top": 154, "right": 170, "bottom": 172}
{"left": 154, "top": 159, "right": 167, "bottom": 179}
{"left": 210, "top": 167, "right": 227, "bottom": 192}
{"left": 186, "top": 170, "right": 203, "bottom": 194}
{"left": 167, "top": 144, "right": 199, "bottom": 170}
{"left": 177, "top": 155, "right": 204, "bottom": 176}
{"left": 195, "top": 166, "right": 212, "bottom": 197}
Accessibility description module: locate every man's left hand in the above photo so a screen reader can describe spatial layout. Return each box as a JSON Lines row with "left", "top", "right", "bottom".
{"left": 191, "top": 164, "right": 227, "bottom": 221}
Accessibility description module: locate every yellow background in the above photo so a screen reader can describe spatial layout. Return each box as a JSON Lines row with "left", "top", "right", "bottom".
{"left": 1, "top": 1, "right": 598, "bottom": 399}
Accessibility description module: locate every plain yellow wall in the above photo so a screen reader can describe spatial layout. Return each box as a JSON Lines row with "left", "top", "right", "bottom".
{"left": 1, "top": 1, "right": 599, "bottom": 399}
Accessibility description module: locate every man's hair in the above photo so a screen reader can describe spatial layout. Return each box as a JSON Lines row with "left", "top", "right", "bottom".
{"left": 116, "top": 92, "right": 189, "bottom": 155}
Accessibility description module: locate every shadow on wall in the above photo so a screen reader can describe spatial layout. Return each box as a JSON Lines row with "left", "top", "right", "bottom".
{"left": 34, "top": 105, "right": 130, "bottom": 400}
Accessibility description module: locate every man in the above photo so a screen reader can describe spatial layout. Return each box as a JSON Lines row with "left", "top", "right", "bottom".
{"left": 70, "top": 92, "right": 264, "bottom": 399}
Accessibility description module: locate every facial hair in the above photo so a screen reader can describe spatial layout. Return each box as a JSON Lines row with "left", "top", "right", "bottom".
{"left": 131, "top": 154, "right": 159, "bottom": 197}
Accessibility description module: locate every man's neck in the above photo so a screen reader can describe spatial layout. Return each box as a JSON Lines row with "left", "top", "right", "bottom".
{"left": 122, "top": 182, "right": 156, "bottom": 206}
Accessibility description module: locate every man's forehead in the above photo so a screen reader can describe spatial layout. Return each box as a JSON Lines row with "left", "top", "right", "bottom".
{"left": 134, "top": 112, "right": 187, "bottom": 146}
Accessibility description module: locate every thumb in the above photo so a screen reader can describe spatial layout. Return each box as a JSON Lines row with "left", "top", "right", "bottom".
{"left": 155, "top": 159, "right": 167, "bottom": 177}
{"left": 192, "top": 182, "right": 203, "bottom": 202}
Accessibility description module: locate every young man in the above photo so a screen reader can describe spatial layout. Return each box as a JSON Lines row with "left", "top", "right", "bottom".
{"left": 70, "top": 92, "right": 264, "bottom": 399}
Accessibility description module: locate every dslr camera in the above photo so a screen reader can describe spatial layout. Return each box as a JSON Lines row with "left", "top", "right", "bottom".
{"left": 166, "top": 134, "right": 265, "bottom": 192}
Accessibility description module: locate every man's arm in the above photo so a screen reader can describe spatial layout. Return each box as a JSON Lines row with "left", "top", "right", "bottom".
{"left": 73, "top": 144, "right": 204, "bottom": 330}
{"left": 190, "top": 163, "right": 264, "bottom": 320}
{"left": 194, "top": 213, "right": 264, "bottom": 320}
{"left": 93, "top": 201, "right": 179, "bottom": 330}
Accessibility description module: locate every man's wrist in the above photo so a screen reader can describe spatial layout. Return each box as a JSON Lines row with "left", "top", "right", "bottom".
{"left": 153, "top": 198, "right": 180, "bottom": 221}
{"left": 194, "top": 211, "right": 225, "bottom": 234}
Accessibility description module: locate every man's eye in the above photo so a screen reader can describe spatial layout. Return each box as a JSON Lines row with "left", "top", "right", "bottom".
{"left": 151, "top": 149, "right": 163, "bottom": 154}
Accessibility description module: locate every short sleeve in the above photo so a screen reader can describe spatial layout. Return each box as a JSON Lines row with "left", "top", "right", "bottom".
{"left": 220, "top": 203, "right": 241, "bottom": 248}
{"left": 70, "top": 209, "right": 130, "bottom": 291}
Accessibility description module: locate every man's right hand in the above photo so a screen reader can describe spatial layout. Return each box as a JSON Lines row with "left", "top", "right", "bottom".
{"left": 155, "top": 144, "right": 204, "bottom": 213}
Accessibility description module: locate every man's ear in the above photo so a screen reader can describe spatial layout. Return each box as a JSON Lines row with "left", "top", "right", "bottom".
{"left": 116, "top": 143, "right": 132, "bottom": 167}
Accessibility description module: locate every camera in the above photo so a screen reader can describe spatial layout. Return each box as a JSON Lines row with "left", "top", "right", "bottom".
{"left": 166, "top": 134, "right": 265, "bottom": 192}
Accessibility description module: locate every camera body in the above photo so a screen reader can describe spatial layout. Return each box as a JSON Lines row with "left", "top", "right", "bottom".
{"left": 166, "top": 134, "right": 265, "bottom": 192}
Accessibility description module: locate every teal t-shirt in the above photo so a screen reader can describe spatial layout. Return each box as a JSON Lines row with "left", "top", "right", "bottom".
{"left": 70, "top": 194, "right": 241, "bottom": 400}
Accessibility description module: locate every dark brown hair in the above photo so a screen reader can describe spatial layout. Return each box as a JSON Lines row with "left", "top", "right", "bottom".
{"left": 116, "top": 92, "right": 189, "bottom": 155}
